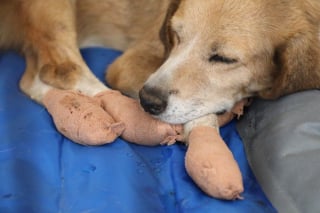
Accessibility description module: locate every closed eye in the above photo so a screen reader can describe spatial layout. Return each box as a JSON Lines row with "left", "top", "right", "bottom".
{"left": 209, "top": 54, "right": 237, "bottom": 64}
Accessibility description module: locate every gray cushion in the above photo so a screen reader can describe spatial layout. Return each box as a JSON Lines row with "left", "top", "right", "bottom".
{"left": 237, "top": 90, "right": 320, "bottom": 213}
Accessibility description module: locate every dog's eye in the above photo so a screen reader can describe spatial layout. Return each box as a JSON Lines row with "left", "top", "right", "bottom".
{"left": 209, "top": 54, "right": 237, "bottom": 64}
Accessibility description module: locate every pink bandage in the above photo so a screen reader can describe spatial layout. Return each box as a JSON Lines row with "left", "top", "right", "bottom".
{"left": 43, "top": 89, "right": 125, "bottom": 145}
{"left": 186, "top": 126, "right": 243, "bottom": 200}
{"left": 95, "top": 90, "right": 184, "bottom": 145}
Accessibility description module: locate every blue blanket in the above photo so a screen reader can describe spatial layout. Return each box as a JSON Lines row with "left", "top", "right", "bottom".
{"left": 0, "top": 48, "right": 276, "bottom": 213}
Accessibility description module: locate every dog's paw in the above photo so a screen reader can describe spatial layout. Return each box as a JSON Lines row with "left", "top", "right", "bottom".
{"left": 43, "top": 89, "right": 125, "bottom": 145}
{"left": 95, "top": 90, "right": 184, "bottom": 146}
{"left": 186, "top": 126, "right": 244, "bottom": 200}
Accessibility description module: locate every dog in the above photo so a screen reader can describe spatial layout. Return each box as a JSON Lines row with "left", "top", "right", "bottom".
{"left": 1, "top": 0, "right": 320, "bottom": 127}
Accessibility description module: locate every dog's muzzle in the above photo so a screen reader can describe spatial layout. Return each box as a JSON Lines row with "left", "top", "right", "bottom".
{"left": 139, "top": 86, "right": 168, "bottom": 115}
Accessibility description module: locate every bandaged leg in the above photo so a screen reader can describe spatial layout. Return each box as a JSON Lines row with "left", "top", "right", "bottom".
{"left": 183, "top": 100, "right": 249, "bottom": 199}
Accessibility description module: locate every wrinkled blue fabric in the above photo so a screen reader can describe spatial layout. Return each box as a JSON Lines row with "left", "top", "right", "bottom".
{"left": 0, "top": 48, "right": 276, "bottom": 213}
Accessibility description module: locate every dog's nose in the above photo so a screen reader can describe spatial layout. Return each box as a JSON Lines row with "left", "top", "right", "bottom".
{"left": 139, "top": 86, "right": 168, "bottom": 115}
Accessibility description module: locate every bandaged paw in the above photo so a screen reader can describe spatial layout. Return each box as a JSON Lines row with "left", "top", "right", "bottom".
{"left": 185, "top": 125, "right": 243, "bottom": 200}
{"left": 95, "top": 90, "right": 184, "bottom": 145}
{"left": 183, "top": 99, "right": 249, "bottom": 200}
{"left": 43, "top": 89, "right": 125, "bottom": 145}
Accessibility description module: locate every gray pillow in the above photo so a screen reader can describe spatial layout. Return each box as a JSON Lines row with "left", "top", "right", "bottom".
{"left": 237, "top": 90, "right": 320, "bottom": 213}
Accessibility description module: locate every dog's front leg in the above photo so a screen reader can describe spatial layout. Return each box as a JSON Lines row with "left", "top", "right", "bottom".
{"left": 19, "top": 0, "right": 107, "bottom": 103}
{"left": 16, "top": 0, "right": 126, "bottom": 145}
{"left": 183, "top": 114, "right": 244, "bottom": 200}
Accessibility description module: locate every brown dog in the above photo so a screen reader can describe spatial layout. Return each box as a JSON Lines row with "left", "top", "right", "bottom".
{"left": 1, "top": 0, "right": 320, "bottom": 126}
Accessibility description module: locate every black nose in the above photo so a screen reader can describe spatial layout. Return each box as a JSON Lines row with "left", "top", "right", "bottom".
{"left": 139, "top": 86, "right": 168, "bottom": 115}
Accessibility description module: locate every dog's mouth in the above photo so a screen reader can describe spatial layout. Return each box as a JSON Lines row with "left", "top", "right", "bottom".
{"left": 215, "top": 109, "right": 227, "bottom": 115}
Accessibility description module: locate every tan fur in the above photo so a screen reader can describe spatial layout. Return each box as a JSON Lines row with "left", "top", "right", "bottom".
{"left": 140, "top": 0, "right": 320, "bottom": 123}
{"left": 0, "top": 0, "right": 320, "bottom": 124}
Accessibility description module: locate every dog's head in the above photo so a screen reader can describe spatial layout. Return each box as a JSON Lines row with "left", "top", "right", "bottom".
{"left": 140, "top": 0, "right": 320, "bottom": 124}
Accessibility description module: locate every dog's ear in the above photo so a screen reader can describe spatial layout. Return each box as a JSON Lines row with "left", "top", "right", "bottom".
{"left": 159, "top": 0, "right": 181, "bottom": 57}
{"left": 259, "top": 30, "right": 320, "bottom": 99}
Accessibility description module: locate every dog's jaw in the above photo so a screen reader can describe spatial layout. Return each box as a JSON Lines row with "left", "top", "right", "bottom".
{"left": 154, "top": 95, "right": 235, "bottom": 124}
